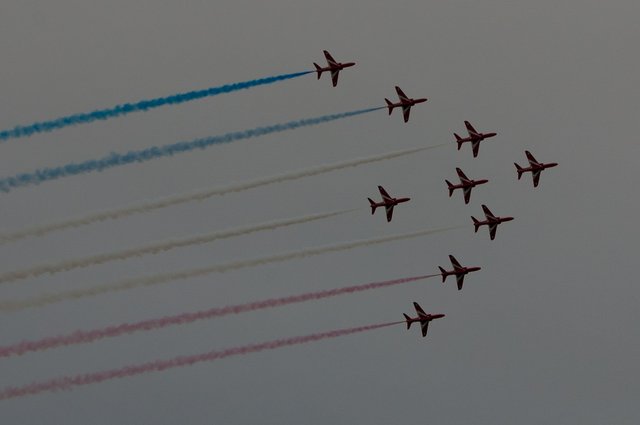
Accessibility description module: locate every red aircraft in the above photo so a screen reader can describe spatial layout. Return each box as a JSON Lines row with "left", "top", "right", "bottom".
{"left": 403, "top": 302, "right": 445, "bottom": 337}
{"left": 438, "top": 255, "right": 482, "bottom": 291}
{"left": 385, "top": 86, "right": 428, "bottom": 123}
{"left": 472, "top": 205, "right": 514, "bottom": 240}
{"left": 454, "top": 121, "right": 498, "bottom": 157}
{"left": 368, "top": 185, "right": 411, "bottom": 222}
{"left": 515, "top": 151, "right": 558, "bottom": 187}
{"left": 313, "top": 50, "right": 356, "bottom": 87}
{"left": 446, "top": 168, "right": 489, "bottom": 204}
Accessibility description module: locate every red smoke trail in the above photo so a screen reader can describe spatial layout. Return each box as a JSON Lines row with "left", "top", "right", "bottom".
{"left": 0, "top": 321, "right": 402, "bottom": 400}
{"left": 0, "top": 274, "right": 437, "bottom": 358}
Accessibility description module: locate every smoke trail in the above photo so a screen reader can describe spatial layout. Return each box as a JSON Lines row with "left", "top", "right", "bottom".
{"left": 0, "top": 107, "right": 384, "bottom": 192}
{"left": 0, "top": 275, "right": 436, "bottom": 357}
{"left": 0, "top": 209, "right": 356, "bottom": 284}
{"left": 0, "top": 226, "right": 460, "bottom": 312}
{"left": 0, "top": 321, "right": 401, "bottom": 400}
{"left": 0, "top": 71, "right": 311, "bottom": 142}
{"left": 0, "top": 145, "right": 438, "bottom": 244}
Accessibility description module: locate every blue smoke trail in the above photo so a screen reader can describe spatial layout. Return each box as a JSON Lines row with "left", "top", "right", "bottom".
{"left": 0, "top": 71, "right": 312, "bottom": 142}
{"left": 0, "top": 107, "right": 383, "bottom": 192}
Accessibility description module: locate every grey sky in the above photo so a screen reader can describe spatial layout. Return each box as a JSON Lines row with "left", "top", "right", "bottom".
{"left": 0, "top": 0, "right": 639, "bottom": 423}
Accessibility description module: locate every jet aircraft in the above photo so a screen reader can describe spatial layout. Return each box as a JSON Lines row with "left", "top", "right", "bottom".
{"left": 472, "top": 205, "right": 514, "bottom": 240}
{"left": 438, "top": 255, "right": 482, "bottom": 291}
{"left": 313, "top": 50, "right": 356, "bottom": 87}
{"left": 403, "top": 302, "right": 445, "bottom": 337}
{"left": 384, "top": 86, "right": 428, "bottom": 123}
{"left": 454, "top": 121, "right": 497, "bottom": 157}
{"left": 446, "top": 168, "right": 489, "bottom": 204}
{"left": 367, "top": 185, "right": 411, "bottom": 222}
{"left": 515, "top": 151, "right": 558, "bottom": 187}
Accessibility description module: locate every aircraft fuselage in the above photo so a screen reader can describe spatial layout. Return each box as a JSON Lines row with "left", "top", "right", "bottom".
{"left": 316, "top": 62, "right": 356, "bottom": 73}
{"left": 521, "top": 162, "right": 558, "bottom": 173}
{"left": 459, "top": 132, "right": 497, "bottom": 143}
{"left": 388, "top": 97, "right": 427, "bottom": 109}
{"left": 370, "top": 197, "right": 411, "bottom": 209}
{"left": 451, "top": 178, "right": 489, "bottom": 190}
{"left": 476, "top": 216, "right": 514, "bottom": 227}
{"left": 405, "top": 314, "right": 445, "bottom": 325}
{"left": 442, "top": 266, "right": 481, "bottom": 279}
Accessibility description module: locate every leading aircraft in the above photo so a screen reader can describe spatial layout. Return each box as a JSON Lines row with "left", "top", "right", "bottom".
{"left": 313, "top": 50, "right": 356, "bottom": 87}
{"left": 446, "top": 168, "right": 489, "bottom": 204}
{"left": 438, "top": 255, "right": 482, "bottom": 291}
{"left": 472, "top": 205, "right": 514, "bottom": 240}
{"left": 385, "top": 86, "right": 428, "bottom": 123}
{"left": 454, "top": 121, "right": 497, "bottom": 157}
{"left": 368, "top": 185, "right": 411, "bottom": 222}
{"left": 403, "top": 302, "right": 445, "bottom": 337}
{"left": 515, "top": 151, "right": 558, "bottom": 187}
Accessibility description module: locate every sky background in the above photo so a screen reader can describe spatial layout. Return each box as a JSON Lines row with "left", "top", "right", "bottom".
{"left": 0, "top": 0, "right": 639, "bottom": 423}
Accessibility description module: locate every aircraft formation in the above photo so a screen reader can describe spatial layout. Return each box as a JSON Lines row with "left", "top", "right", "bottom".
{"left": 0, "top": 49, "right": 562, "bottom": 398}
{"left": 315, "top": 49, "right": 558, "bottom": 338}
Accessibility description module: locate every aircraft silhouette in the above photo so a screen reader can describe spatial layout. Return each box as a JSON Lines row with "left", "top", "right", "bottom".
{"left": 403, "top": 302, "right": 445, "bottom": 337}
{"left": 313, "top": 50, "right": 356, "bottom": 87}
{"left": 368, "top": 185, "right": 411, "bottom": 222}
{"left": 385, "top": 86, "right": 427, "bottom": 123}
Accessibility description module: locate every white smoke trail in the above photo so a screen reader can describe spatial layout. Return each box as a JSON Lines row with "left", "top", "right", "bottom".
{"left": 0, "top": 225, "right": 461, "bottom": 312}
{"left": 0, "top": 209, "right": 356, "bottom": 284}
{"left": 0, "top": 145, "right": 442, "bottom": 244}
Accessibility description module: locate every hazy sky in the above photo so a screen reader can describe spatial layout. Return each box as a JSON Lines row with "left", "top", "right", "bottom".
{"left": 0, "top": 1, "right": 639, "bottom": 423}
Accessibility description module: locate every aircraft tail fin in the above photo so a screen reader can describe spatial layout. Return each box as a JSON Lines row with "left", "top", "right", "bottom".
{"left": 438, "top": 266, "right": 447, "bottom": 282}
{"left": 445, "top": 180, "right": 455, "bottom": 197}
{"left": 454, "top": 133, "right": 463, "bottom": 150}
{"left": 472, "top": 216, "right": 480, "bottom": 233}
{"left": 313, "top": 63, "right": 323, "bottom": 79}
{"left": 403, "top": 314, "right": 412, "bottom": 329}
{"left": 515, "top": 163, "right": 524, "bottom": 180}
{"left": 385, "top": 98, "right": 395, "bottom": 115}
{"left": 368, "top": 198, "right": 377, "bottom": 215}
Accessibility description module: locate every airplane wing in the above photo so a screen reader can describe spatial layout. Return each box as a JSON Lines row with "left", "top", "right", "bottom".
{"left": 421, "top": 321, "right": 429, "bottom": 337}
{"left": 456, "top": 168, "right": 470, "bottom": 182}
{"left": 489, "top": 224, "right": 497, "bottom": 240}
{"left": 456, "top": 274, "right": 465, "bottom": 291}
{"left": 331, "top": 70, "right": 339, "bottom": 87}
{"left": 532, "top": 170, "right": 541, "bottom": 187}
{"left": 472, "top": 141, "right": 481, "bottom": 157}
{"left": 463, "top": 187, "right": 472, "bottom": 204}
{"left": 449, "top": 255, "right": 462, "bottom": 269}
{"left": 413, "top": 302, "right": 427, "bottom": 317}
{"left": 525, "top": 150, "right": 540, "bottom": 166}
{"left": 464, "top": 120, "right": 479, "bottom": 136}
{"left": 482, "top": 205, "right": 496, "bottom": 219}
{"left": 385, "top": 205, "right": 394, "bottom": 222}
{"left": 378, "top": 185, "right": 392, "bottom": 201}
{"left": 395, "top": 86, "right": 409, "bottom": 101}
{"left": 402, "top": 105, "right": 411, "bottom": 123}
{"left": 323, "top": 50, "right": 338, "bottom": 66}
